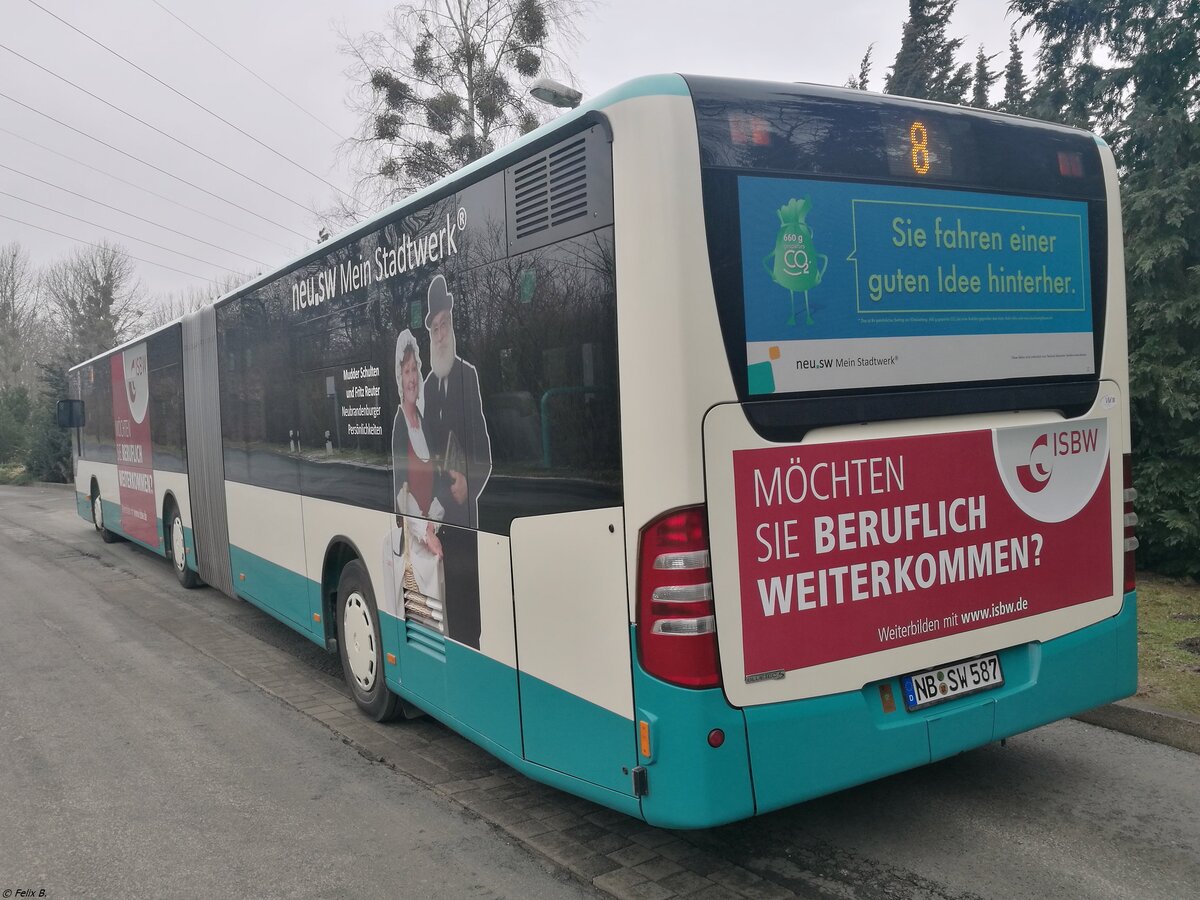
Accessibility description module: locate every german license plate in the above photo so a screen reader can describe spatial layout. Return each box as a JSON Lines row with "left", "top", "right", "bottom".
{"left": 901, "top": 654, "right": 1003, "bottom": 711}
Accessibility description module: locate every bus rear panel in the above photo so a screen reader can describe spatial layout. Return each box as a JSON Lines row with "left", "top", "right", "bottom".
{"left": 624, "top": 77, "right": 1134, "bottom": 827}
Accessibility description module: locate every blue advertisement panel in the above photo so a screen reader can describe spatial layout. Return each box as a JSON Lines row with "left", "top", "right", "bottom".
{"left": 738, "top": 176, "right": 1094, "bottom": 395}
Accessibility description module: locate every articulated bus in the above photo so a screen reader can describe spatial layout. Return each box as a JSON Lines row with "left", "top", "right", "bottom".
{"left": 62, "top": 75, "right": 1137, "bottom": 828}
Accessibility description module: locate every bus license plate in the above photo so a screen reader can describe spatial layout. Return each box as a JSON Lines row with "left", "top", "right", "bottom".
{"left": 902, "top": 655, "right": 1003, "bottom": 711}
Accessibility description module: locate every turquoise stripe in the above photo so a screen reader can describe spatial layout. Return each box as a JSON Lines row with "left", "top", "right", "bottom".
{"left": 382, "top": 618, "right": 523, "bottom": 758}
{"left": 630, "top": 627, "right": 756, "bottom": 829}
{"left": 395, "top": 665, "right": 642, "bottom": 818}
{"left": 448, "top": 641, "right": 522, "bottom": 756}
{"left": 379, "top": 609, "right": 640, "bottom": 804}
{"left": 992, "top": 590, "right": 1138, "bottom": 739}
{"left": 228, "top": 544, "right": 322, "bottom": 641}
{"left": 519, "top": 672, "right": 636, "bottom": 795}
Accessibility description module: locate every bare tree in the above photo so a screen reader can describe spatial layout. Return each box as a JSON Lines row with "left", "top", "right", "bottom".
{"left": 42, "top": 241, "right": 145, "bottom": 363}
{"left": 340, "top": 0, "right": 583, "bottom": 212}
{"left": 0, "top": 242, "right": 38, "bottom": 389}
{"left": 143, "top": 273, "right": 246, "bottom": 330}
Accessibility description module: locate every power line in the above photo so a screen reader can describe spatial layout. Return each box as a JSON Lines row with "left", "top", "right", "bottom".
{"left": 0, "top": 162, "right": 271, "bottom": 268}
{"left": 147, "top": 0, "right": 346, "bottom": 142}
{"left": 0, "top": 125, "right": 292, "bottom": 251}
{"left": 0, "top": 40, "right": 317, "bottom": 217}
{"left": 0, "top": 189, "right": 246, "bottom": 275}
{"left": 25, "top": 0, "right": 355, "bottom": 201}
{"left": 0, "top": 211, "right": 225, "bottom": 284}
{"left": 0, "top": 90, "right": 310, "bottom": 241}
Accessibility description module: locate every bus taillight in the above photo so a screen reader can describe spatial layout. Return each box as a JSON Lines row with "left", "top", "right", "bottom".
{"left": 1123, "top": 454, "right": 1138, "bottom": 594}
{"left": 637, "top": 506, "right": 721, "bottom": 688}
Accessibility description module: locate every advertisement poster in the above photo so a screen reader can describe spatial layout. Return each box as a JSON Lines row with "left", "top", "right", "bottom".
{"left": 110, "top": 342, "right": 158, "bottom": 546}
{"left": 739, "top": 176, "right": 1094, "bottom": 395}
{"left": 732, "top": 419, "right": 1113, "bottom": 677}
{"left": 335, "top": 363, "right": 385, "bottom": 443}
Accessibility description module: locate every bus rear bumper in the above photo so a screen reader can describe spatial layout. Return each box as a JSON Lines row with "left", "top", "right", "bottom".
{"left": 633, "top": 592, "right": 1137, "bottom": 827}
{"left": 746, "top": 591, "right": 1138, "bottom": 816}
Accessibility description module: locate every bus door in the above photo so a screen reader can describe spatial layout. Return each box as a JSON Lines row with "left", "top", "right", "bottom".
{"left": 511, "top": 508, "right": 638, "bottom": 798}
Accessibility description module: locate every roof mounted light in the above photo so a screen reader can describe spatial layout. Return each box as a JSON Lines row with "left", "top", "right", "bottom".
{"left": 529, "top": 77, "right": 582, "bottom": 109}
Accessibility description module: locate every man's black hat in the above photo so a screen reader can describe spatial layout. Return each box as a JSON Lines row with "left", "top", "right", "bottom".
{"left": 425, "top": 274, "right": 454, "bottom": 326}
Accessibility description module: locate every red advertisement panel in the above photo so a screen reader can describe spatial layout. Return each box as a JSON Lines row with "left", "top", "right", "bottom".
{"left": 732, "top": 420, "right": 1113, "bottom": 677}
{"left": 110, "top": 343, "right": 158, "bottom": 546}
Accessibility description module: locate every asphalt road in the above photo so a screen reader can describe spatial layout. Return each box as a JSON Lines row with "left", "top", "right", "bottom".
{"left": 2, "top": 483, "right": 1198, "bottom": 900}
{"left": 0, "top": 485, "right": 597, "bottom": 900}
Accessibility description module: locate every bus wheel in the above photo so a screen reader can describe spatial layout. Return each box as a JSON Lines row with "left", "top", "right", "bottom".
{"left": 167, "top": 504, "right": 201, "bottom": 589}
{"left": 92, "top": 488, "right": 119, "bottom": 544}
{"left": 336, "top": 560, "right": 401, "bottom": 722}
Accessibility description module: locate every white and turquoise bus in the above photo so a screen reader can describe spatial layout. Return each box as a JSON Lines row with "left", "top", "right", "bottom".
{"left": 63, "top": 75, "right": 1137, "bottom": 828}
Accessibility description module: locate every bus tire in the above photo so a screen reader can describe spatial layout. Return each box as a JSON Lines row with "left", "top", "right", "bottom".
{"left": 92, "top": 487, "right": 119, "bottom": 544}
{"left": 166, "top": 503, "right": 201, "bottom": 589}
{"left": 336, "top": 560, "right": 401, "bottom": 722}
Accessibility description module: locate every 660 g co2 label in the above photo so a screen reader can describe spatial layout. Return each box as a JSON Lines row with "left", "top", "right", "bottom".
{"left": 902, "top": 654, "right": 1003, "bottom": 711}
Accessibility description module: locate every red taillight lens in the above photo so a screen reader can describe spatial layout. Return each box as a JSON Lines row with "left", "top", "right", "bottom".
{"left": 637, "top": 506, "right": 721, "bottom": 688}
{"left": 1122, "top": 453, "right": 1138, "bottom": 594}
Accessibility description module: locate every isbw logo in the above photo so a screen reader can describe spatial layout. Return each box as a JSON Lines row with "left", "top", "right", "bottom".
{"left": 1017, "top": 433, "right": 1053, "bottom": 493}
{"left": 1016, "top": 427, "right": 1102, "bottom": 494}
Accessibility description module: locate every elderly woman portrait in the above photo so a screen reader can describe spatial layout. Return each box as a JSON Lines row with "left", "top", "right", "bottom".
{"left": 391, "top": 328, "right": 445, "bottom": 628}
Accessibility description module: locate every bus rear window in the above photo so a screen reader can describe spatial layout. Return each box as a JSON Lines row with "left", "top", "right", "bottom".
{"left": 687, "top": 77, "right": 1108, "bottom": 404}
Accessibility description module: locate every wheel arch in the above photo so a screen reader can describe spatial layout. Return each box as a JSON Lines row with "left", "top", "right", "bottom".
{"left": 161, "top": 490, "right": 179, "bottom": 555}
{"left": 322, "top": 535, "right": 366, "bottom": 646}
{"left": 161, "top": 490, "right": 182, "bottom": 528}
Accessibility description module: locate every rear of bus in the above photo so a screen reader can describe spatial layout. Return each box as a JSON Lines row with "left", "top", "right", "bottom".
{"left": 617, "top": 77, "right": 1135, "bottom": 828}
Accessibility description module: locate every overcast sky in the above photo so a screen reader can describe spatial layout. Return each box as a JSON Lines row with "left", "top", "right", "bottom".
{"left": 0, "top": 0, "right": 1035, "bottom": 305}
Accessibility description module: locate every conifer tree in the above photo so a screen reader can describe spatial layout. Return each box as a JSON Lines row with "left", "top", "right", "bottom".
{"left": 885, "top": 0, "right": 972, "bottom": 103}
{"left": 1011, "top": 0, "right": 1200, "bottom": 576}
{"left": 1000, "top": 29, "right": 1028, "bottom": 114}
{"left": 846, "top": 45, "right": 874, "bottom": 90}
{"left": 970, "top": 45, "right": 999, "bottom": 108}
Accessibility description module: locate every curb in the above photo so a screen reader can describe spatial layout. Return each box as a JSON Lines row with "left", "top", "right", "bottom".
{"left": 1074, "top": 700, "right": 1200, "bottom": 755}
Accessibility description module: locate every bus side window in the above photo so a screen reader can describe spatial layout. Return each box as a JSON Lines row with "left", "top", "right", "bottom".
{"left": 467, "top": 228, "right": 622, "bottom": 534}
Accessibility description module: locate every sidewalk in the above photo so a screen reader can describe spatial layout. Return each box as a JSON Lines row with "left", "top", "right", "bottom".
{"left": 1074, "top": 699, "right": 1200, "bottom": 756}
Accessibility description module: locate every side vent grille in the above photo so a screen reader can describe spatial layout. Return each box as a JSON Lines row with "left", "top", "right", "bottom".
{"left": 505, "top": 125, "right": 612, "bottom": 255}
{"left": 405, "top": 618, "right": 446, "bottom": 660}
{"left": 512, "top": 136, "right": 588, "bottom": 240}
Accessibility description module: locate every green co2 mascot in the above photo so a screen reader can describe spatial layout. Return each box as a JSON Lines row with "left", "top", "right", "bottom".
{"left": 763, "top": 198, "right": 828, "bottom": 326}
